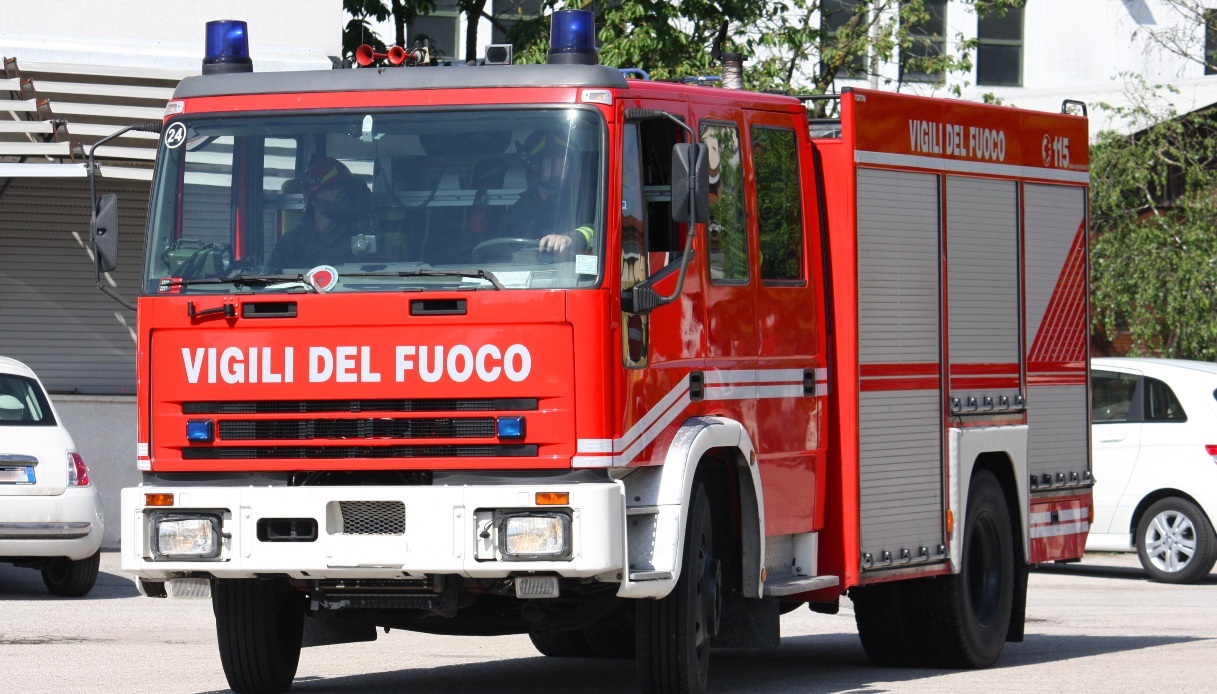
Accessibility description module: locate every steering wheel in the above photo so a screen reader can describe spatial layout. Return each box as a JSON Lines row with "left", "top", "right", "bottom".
{"left": 471, "top": 237, "right": 555, "bottom": 264}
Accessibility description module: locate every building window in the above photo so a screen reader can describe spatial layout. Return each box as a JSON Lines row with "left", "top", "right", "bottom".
{"left": 901, "top": 0, "right": 946, "bottom": 83}
{"left": 977, "top": 6, "right": 1024, "bottom": 86}
{"left": 409, "top": 0, "right": 461, "bottom": 60}
{"left": 1206, "top": 9, "right": 1217, "bottom": 75}
{"left": 821, "top": 0, "right": 867, "bottom": 79}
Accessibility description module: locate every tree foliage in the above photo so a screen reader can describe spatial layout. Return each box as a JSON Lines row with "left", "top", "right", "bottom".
{"left": 345, "top": 0, "right": 1022, "bottom": 94}
{"left": 1090, "top": 85, "right": 1217, "bottom": 360}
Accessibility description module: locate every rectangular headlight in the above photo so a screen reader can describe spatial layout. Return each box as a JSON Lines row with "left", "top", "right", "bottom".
{"left": 152, "top": 513, "right": 222, "bottom": 560}
{"left": 500, "top": 513, "right": 571, "bottom": 560}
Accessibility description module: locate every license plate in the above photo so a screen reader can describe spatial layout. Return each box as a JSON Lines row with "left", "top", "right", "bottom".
{"left": 0, "top": 467, "right": 35, "bottom": 484}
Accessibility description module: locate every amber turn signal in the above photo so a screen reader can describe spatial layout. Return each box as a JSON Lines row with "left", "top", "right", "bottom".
{"left": 145, "top": 493, "right": 175, "bottom": 507}
{"left": 535, "top": 492, "right": 569, "bottom": 506}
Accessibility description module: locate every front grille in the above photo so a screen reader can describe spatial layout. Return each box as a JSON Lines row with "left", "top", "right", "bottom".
{"left": 339, "top": 501, "right": 404, "bottom": 535}
{"left": 314, "top": 578, "right": 435, "bottom": 592}
{"left": 219, "top": 417, "right": 495, "bottom": 441}
{"left": 181, "top": 444, "right": 537, "bottom": 459}
{"left": 184, "top": 398, "right": 538, "bottom": 415}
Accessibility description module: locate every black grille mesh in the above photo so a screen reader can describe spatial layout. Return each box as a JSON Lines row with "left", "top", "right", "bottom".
{"left": 181, "top": 444, "right": 536, "bottom": 459}
{"left": 339, "top": 501, "right": 404, "bottom": 535}
{"left": 219, "top": 418, "right": 495, "bottom": 441}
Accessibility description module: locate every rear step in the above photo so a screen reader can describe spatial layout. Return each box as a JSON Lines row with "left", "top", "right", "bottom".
{"left": 762, "top": 575, "right": 839, "bottom": 597}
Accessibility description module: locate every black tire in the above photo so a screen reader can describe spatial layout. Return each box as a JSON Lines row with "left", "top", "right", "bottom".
{"left": 1135, "top": 497, "right": 1217, "bottom": 584}
{"left": 636, "top": 483, "right": 720, "bottom": 693}
{"left": 915, "top": 469, "right": 1015, "bottom": 668}
{"left": 528, "top": 629, "right": 593, "bottom": 657}
{"left": 851, "top": 580, "right": 924, "bottom": 667}
{"left": 214, "top": 578, "right": 305, "bottom": 694}
{"left": 40, "top": 550, "right": 100, "bottom": 597}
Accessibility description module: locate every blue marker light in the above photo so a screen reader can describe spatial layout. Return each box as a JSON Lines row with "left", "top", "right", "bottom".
{"left": 496, "top": 416, "right": 526, "bottom": 440}
{"left": 202, "top": 20, "right": 253, "bottom": 75}
{"left": 186, "top": 419, "right": 215, "bottom": 443}
{"left": 547, "top": 9, "right": 598, "bottom": 65}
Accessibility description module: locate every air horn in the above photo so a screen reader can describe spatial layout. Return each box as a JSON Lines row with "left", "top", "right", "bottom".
{"left": 355, "top": 44, "right": 408, "bottom": 66}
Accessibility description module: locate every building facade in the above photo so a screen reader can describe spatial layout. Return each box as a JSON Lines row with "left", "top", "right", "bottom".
{"left": 1, "top": 0, "right": 339, "bottom": 546}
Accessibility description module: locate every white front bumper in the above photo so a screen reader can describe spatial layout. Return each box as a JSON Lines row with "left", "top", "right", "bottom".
{"left": 121, "top": 482, "right": 625, "bottom": 581}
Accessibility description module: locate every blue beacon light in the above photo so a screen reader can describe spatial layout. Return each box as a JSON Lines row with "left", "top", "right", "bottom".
{"left": 202, "top": 20, "right": 253, "bottom": 75}
{"left": 546, "top": 9, "right": 598, "bottom": 65}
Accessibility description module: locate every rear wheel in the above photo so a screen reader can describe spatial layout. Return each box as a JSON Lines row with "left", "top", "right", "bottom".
{"left": 1136, "top": 497, "right": 1217, "bottom": 584}
{"left": 214, "top": 578, "right": 304, "bottom": 694}
{"left": 40, "top": 550, "right": 100, "bottom": 597}
{"left": 917, "top": 469, "right": 1015, "bottom": 668}
{"left": 851, "top": 581, "right": 923, "bottom": 667}
{"left": 636, "top": 483, "right": 720, "bottom": 693}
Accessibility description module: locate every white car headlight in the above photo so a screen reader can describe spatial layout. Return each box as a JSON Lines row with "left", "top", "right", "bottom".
{"left": 152, "top": 514, "right": 223, "bottom": 560}
{"left": 500, "top": 513, "right": 572, "bottom": 560}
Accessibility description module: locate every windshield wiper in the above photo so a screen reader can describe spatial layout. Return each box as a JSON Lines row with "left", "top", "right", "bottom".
{"left": 161, "top": 273, "right": 305, "bottom": 290}
{"left": 341, "top": 268, "right": 505, "bottom": 290}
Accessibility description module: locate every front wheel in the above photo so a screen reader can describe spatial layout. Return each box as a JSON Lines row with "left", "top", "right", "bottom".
{"left": 40, "top": 550, "right": 100, "bottom": 597}
{"left": 636, "top": 482, "right": 720, "bottom": 693}
{"left": 214, "top": 578, "right": 305, "bottom": 694}
{"left": 1136, "top": 497, "right": 1217, "bottom": 584}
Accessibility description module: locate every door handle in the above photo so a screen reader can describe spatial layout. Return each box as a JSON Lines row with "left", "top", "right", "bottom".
{"left": 1098, "top": 433, "right": 1127, "bottom": 443}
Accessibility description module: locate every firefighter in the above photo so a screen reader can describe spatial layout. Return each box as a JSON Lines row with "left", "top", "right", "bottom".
{"left": 269, "top": 157, "right": 375, "bottom": 269}
{"left": 498, "top": 130, "right": 594, "bottom": 255}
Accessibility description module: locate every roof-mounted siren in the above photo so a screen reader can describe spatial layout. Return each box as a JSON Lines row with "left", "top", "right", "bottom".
{"left": 202, "top": 20, "right": 252, "bottom": 75}
{"left": 547, "top": 9, "right": 597, "bottom": 65}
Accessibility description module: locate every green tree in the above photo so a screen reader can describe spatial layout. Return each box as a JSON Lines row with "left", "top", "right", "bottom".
{"left": 346, "top": 1, "right": 1022, "bottom": 93}
{"left": 1090, "top": 85, "right": 1217, "bottom": 360}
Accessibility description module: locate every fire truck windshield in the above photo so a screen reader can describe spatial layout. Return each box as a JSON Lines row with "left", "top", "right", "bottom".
{"left": 143, "top": 108, "right": 605, "bottom": 293}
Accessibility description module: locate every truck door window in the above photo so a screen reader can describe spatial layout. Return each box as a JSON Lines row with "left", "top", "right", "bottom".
{"left": 751, "top": 126, "right": 804, "bottom": 281}
{"left": 699, "top": 122, "right": 748, "bottom": 283}
{"left": 622, "top": 122, "right": 648, "bottom": 367}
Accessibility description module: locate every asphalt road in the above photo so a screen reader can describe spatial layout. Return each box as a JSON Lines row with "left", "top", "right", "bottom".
{"left": 1, "top": 552, "right": 1213, "bottom": 693}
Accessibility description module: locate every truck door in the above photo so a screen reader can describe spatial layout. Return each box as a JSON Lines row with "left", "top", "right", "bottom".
{"left": 743, "top": 110, "right": 824, "bottom": 535}
{"left": 615, "top": 101, "right": 702, "bottom": 458}
{"left": 696, "top": 117, "right": 757, "bottom": 371}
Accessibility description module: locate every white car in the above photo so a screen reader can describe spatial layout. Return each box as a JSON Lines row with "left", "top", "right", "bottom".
{"left": 1088, "top": 357, "right": 1217, "bottom": 583}
{"left": 0, "top": 357, "right": 103, "bottom": 596}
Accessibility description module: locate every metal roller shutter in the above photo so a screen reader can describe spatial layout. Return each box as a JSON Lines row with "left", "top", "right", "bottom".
{"left": 1024, "top": 183, "right": 1090, "bottom": 484}
{"left": 855, "top": 168, "right": 945, "bottom": 570}
{"left": 0, "top": 177, "right": 147, "bottom": 394}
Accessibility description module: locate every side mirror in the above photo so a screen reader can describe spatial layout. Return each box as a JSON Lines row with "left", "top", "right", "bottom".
{"left": 91, "top": 193, "right": 119, "bottom": 274}
{"left": 671, "top": 142, "right": 709, "bottom": 224}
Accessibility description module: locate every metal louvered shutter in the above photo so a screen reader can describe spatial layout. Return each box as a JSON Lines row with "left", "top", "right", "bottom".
{"left": 1024, "top": 183, "right": 1089, "bottom": 484}
{"left": 0, "top": 177, "right": 147, "bottom": 394}
{"left": 855, "top": 168, "right": 945, "bottom": 571}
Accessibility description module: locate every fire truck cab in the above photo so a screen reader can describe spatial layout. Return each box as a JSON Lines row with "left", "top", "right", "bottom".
{"left": 95, "top": 13, "right": 1092, "bottom": 694}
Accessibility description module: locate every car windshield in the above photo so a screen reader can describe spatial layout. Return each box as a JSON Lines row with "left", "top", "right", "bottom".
{"left": 0, "top": 373, "right": 55, "bottom": 426}
{"left": 143, "top": 108, "right": 606, "bottom": 293}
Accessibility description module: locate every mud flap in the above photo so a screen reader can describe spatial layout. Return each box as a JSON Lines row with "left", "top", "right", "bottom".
{"left": 302, "top": 614, "right": 378, "bottom": 647}
{"left": 712, "top": 595, "right": 780, "bottom": 649}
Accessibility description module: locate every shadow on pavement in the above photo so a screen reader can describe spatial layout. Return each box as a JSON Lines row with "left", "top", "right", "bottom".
{"left": 1034, "top": 561, "right": 1217, "bottom": 585}
{"left": 0, "top": 564, "right": 140, "bottom": 601}
{"left": 193, "top": 630, "right": 1203, "bottom": 694}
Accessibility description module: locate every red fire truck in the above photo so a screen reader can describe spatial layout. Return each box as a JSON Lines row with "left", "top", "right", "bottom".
{"left": 92, "top": 12, "right": 1092, "bottom": 694}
